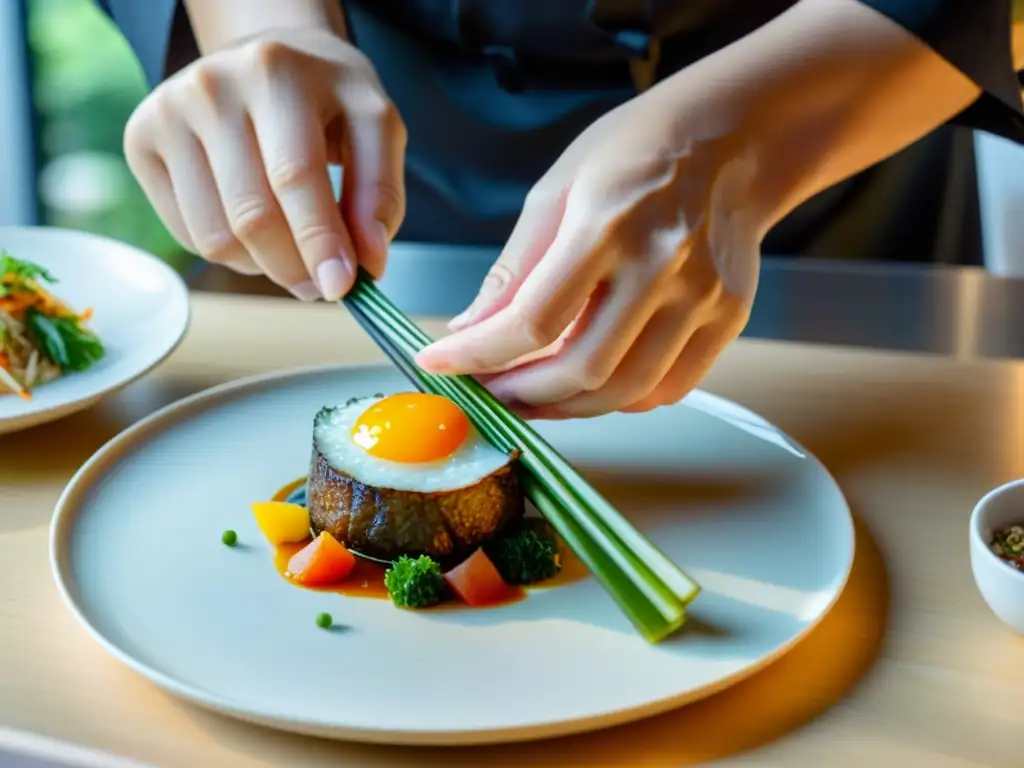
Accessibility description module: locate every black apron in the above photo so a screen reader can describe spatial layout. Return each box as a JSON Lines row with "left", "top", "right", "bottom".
{"left": 157, "top": 0, "right": 1024, "bottom": 264}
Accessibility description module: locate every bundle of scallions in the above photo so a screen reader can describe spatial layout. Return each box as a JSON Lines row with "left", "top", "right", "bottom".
{"left": 342, "top": 272, "right": 700, "bottom": 642}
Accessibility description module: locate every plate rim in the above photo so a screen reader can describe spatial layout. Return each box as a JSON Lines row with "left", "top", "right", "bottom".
{"left": 0, "top": 225, "right": 191, "bottom": 430}
{"left": 49, "top": 362, "right": 856, "bottom": 746}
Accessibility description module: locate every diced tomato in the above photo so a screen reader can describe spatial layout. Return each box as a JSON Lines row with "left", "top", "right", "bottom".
{"left": 444, "top": 548, "right": 512, "bottom": 607}
{"left": 287, "top": 532, "right": 356, "bottom": 586}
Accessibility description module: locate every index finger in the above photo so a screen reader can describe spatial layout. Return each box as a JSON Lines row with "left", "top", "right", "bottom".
{"left": 340, "top": 90, "right": 407, "bottom": 278}
{"left": 248, "top": 85, "right": 358, "bottom": 300}
{"left": 415, "top": 190, "right": 609, "bottom": 374}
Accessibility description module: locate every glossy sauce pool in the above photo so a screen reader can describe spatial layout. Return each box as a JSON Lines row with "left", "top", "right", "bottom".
{"left": 269, "top": 477, "right": 588, "bottom": 605}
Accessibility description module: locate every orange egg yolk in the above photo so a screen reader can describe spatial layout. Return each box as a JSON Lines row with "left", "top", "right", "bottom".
{"left": 351, "top": 393, "right": 470, "bottom": 463}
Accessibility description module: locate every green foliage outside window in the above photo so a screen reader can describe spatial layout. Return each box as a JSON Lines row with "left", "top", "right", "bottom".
{"left": 27, "top": 0, "right": 194, "bottom": 274}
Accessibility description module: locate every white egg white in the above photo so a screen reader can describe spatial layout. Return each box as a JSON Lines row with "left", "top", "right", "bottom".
{"left": 313, "top": 395, "right": 513, "bottom": 493}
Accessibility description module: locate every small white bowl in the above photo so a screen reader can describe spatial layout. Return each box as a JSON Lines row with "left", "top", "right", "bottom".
{"left": 970, "top": 479, "right": 1024, "bottom": 634}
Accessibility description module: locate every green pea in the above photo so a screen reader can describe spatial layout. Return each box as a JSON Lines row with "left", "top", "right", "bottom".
{"left": 316, "top": 612, "right": 333, "bottom": 629}
{"left": 221, "top": 529, "right": 238, "bottom": 547}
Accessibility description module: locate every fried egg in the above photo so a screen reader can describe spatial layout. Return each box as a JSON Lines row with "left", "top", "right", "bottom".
{"left": 313, "top": 393, "right": 513, "bottom": 493}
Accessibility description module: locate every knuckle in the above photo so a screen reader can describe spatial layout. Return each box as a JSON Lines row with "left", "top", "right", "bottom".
{"left": 290, "top": 222, "right": 338, "bottom": 253}
{"left": 150, "top": 93, "right": 176, "bottom": 126}
{"left": 227, "top": 195, "right": 276, "bottom": 239}
{"left": 183, "top": 65, "right": 228, "bottom": 111}
{"left": 123, "top": 103, "right": 171, "bottom": 176}
{"left": 380, "top": 101, "right": 407, "bottom": 141}
{"left": 246, "top": 38, "right": 293, "bottom": 74}
{"left": 134, "top": 85, "right": 172, "bottom": 127}
{"left": 518, "top": 315, "right": 560, "bottom": 350}
{"left": 196, "top": 232, "right": 240, "bottom": 263}
{"left": 356, "top": 92, "right": 393, "bottom": 122}
{"left": 483, "top": 261, "right": 516, "bottom": 294}
{"left": 122, "top": 114, "right": 151, "bottom": 168}
{"left": 355, "top": 94, "right": 408, "bottom": 137}
{"left": 575, "top": 356, "right": 614, "bottom": 392}
{"left": 236, "top": 263, "right": 264, "bottom": 276}
{"left": 123, "top": 99, "right": 151, "bottom": 141}
{"left": 649, "top": 239, "right": 689, "bottom": 276}
{"left": 576, "top": 186, "right": 614, "bottom": 219}
{"left": 231, "top": 263, "right": 264, "bottom": 276}
{"left": 266, "top": 158, "right": 318, "bottom": 193}
{"left": 374, "top": 179, "right": 406, "bottom": 225}
{"left": 523, "top": 182, "right": 560, "bottom": 213}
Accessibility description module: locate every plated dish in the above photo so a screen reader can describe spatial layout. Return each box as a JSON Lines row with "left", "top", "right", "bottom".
{"left": 0, "top": 226, "right": 189, "bottom": 435}
{"left": 51, "top": 365, "right": 855, "bottom": 745}
{"left": 0, "top": 251, "right": 105, "bottom": 399}
{"left": 234, "top": 392, "right": 588, "bottom": 616}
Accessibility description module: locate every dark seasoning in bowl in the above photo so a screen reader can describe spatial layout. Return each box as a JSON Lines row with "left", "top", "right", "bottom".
{"left": 990, "top": 523, "right": 1024, "bottom": 571}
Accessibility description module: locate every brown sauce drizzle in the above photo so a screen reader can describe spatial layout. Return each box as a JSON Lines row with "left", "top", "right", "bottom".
{"left": 269, "top": 477, "right": 588, "bottom": 605}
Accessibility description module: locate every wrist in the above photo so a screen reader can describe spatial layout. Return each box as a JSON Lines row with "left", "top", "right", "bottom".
{"left": 183, "top": 0, "right": 348, "bottom": 54}
{"left": 655, "top": 0, "right": 979, "bottom": 234}
{"left": 656, "top": 53, "right": 877, "bottom": 239}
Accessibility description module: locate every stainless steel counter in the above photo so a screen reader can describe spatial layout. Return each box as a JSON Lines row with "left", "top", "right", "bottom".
{"left": 377, "top": 243, "right": 1024, "bottom": 361}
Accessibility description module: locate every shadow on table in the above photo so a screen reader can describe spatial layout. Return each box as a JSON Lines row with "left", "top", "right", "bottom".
{"left": 173, "top": 513, "right": 888, "bottom": 766}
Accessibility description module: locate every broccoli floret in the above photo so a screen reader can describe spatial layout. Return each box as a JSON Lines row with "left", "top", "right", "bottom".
{"left": 384, "top": 555, "right": 446, "bottom": 608}
{"left": 486, "top": 525, "right": 562, "bottom": 585}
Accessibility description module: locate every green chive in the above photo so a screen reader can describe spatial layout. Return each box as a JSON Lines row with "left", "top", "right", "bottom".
{"left": 342, "top": 273, "right": 700, "bottom": 642}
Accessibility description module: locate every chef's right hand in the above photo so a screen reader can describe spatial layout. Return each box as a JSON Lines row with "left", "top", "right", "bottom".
{"left": 124, "top": 27, "right": 406, "bottom": 301}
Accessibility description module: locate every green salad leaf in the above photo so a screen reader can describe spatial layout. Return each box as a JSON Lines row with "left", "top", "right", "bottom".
{"left": 26, "top": 309, "right": 105, "bottom": 371}
{"left": 1, "top": 251, "right": 57, "bottom": 299}
{"left": 0, "top": 251, "right": 56, "bottom": 286}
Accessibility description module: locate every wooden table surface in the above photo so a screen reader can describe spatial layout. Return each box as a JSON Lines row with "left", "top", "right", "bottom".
{"left": 1, "top": 293, "right": 1023, "bottom": 767}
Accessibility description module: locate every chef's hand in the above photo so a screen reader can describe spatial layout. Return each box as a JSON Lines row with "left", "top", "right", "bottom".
{"left": 124, "top": 27, "right": 406, "bottom": 301}
{"left": 415, "top": 85, "right": 760, "bottom": 419}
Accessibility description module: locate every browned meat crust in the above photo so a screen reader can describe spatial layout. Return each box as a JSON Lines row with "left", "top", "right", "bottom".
{"left": 307, "top": 415, "right": 523, "bottom": 560}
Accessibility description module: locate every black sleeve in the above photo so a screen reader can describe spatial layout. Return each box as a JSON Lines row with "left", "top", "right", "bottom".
{"left": 92, "top": 0, "right": 181, "bottom": 87}
{"left": 857, "top": 0, "right": 1024, "bottom": 143}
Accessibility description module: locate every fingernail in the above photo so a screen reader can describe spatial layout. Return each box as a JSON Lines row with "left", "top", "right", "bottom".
{"left": 317, "top": 258, "right": 353, "bottom": 302}
{"left": 290, "top": 281, "right": 321, "bottom": 302}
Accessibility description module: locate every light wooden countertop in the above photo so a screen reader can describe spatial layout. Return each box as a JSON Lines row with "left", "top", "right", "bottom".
{"left": 1015, "top": 19, "right": 1024, "bottom": 71}
{"left": 1, "top": 293, "right": 1023, "bottom": 767}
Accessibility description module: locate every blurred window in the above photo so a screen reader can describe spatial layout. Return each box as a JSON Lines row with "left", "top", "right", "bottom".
{"left": 27, "top": 0, "right": 194, "bottom": 274}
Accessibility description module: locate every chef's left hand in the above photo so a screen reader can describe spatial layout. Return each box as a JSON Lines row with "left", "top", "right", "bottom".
{"left": 415, "top": 83, "right": 763, "bottom": 419}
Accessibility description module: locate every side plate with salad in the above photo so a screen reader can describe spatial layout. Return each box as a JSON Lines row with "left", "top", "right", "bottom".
{"left": 0, "top": 226, "right": 189, "bottom": 436}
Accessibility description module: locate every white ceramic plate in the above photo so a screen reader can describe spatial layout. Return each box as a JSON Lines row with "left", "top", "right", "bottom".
{"left": 51, "top": 365, "right": 854, "bottom": 746}
{"left": 0, "top": 226, "right": 189, "bottom": 435}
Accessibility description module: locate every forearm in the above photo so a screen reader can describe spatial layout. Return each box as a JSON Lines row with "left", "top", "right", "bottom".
{"left": 661, "top": 0, "right": 981, "bottom": 234}
{"left": 183, "top": 0, "right": 348, "bottom": 53}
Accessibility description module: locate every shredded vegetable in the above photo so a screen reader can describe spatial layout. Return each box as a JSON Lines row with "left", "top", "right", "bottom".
{"left": 0, "top": 251, "right": 104, "bottom": 399}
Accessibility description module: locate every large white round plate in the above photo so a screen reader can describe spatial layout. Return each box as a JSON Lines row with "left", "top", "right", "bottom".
{"left": 51, "top": 365, "right": 854, "bottom": 746}
{"left": 0, "top": 226, "right": 189, "bottom": 435}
